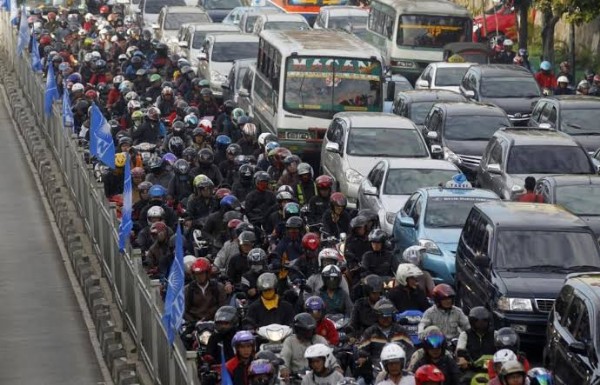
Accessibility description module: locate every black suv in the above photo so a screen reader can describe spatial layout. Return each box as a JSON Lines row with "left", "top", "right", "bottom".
{"left": 459, "top": 64, "right": 541, "bottom": 126}
{"left": 455, "top": 201, "right": 600, "bottom": 343}
{"left": 423, "top": 102, "right": 510, "bottom": 180}
{"left": 528, "top": 95, "right": 600, "bottom": 153}
{"left": 544, "top": 272, "right": 600, "bottom": 384}
{"left": 476, "top": 127, "right": 595, "bottom": 200}
{"left": 392, "top": 90, "right": 467, "bottom": 131}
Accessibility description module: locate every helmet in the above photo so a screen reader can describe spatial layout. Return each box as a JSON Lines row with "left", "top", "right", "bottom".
{"left": 297, "top": 163, "right": 313, "bottom": 177}
{"left": 248, "top": 359, "right": 275, "bottom": 385}
{"left": 373, "top": 298, "right": 396, "bottom": 318}
{"left": 148, "top": 185, "right": 167, "bottom": 199}
{"left": 578, "top": 80, "right": 591, "bottom": 90}
{"left": 493, "top": 349, "right": 517, "bottom": 364}
{"left": 283, "top": 202, "right": 301, "bottom": 219}
{"left": 138, "top": 181, "right": 152, "bottom": 191}
{"left": 231, "top": 108, "right": 246, "bottom": 124}
{"left": 350, "top": 215, "right": 367, "bottom": 230}
{"left": 183, "top": 255, "right": 197, "bottom": 273}
{"left": 199, "top": 119, "right": 212, "bottom": 133}
{"left": 540, "top": 61, "right": 551, "bottom": 71}
{"left": 285, "top": 216, "right": 304, "bottom": 229}
{"left": 302, "top": 233, "right": 320, "bottom": 251}
{"left": 468, "top": 306, "right": 491, "bottom": 328}
{"left": 183, "top": 147, "right": 197, "bottom": 162}
{"left": 499, "top": 361, "right": 526, "bottom": 384}
{"left": 193, "top": 174, "right": 214, "bottom": 189}
{"left": 277, "top": 191, "right": 294, "bottom": 202}
{"left": 226, "top": 143, "right": 242, "bottom": 157}
{"left": 557, "top": 75, "right": 569, "bottom": 84}
{"left": 235, "top": 222, "right": 255, "bottom": 237}
{"left": 162, "top": 153, "right": 177, "bottom": 166}
{"left": 380, "top": 343, "right": 406, "bottom": 366}
{"left": 448, "top": 54, "right": 465, "bottom": 63}
{"left": 238, "top": 231, "right": 257, "bottom": 246}
{"left": 495, "top": 327, "right": 520, "bottom": 352}
{"left": 363, "top": 274, "right": 384, "bottom": 295}
{"left": 172, "top": 121, "right": 185, "bottom": 134}
{"left": 168, "top": 136, "right": 185, "bottom": 155}
{"left": 318, "top": 248, "right": 341, "bottom": 267}
{"left": 330, "top": 192, "right": 347, "bottom": 208}
{"left": 415, "top": 364, "right": 445, "bottom": 385}
{"left": 215, "top": 305, "right": 239, "bottom": 330}
{"left": 216, "top": 188, "right": 232, "bottom": 200}
{"left": 305, "top": 296, "right": 326, "bottom": 312}
{"left": 242, "top": 123, "right": 258, "bottom": 137}
{"left": 147, "top": 107, "right": 160, "bottom": 120}
{"left": 198, "top": 148, "right": 215, "bottom": 165}
{"left": 277, "top": 184, "right": 295, "bottom": 195}
{"left": 247, "top": 248, "right": 267, "bottom": 266}
{"left": 216, "top": 135, "right": 231, "bottom": 149}
{"left": 72, "top": 83, "right": 84, "bottom": 93}
{"left": 147, "top": 206, "right": 165, "bottom": 223}
{"left": 503, "top": 38, "right": 513, "bottom": 46}
{"left": 304, "top": 343, "right": 333, "bottom": 366}
{"left": 316, "top": 175, "right": 334, "bottom": 189}
{"left": 228, "top": 219, "right": 243, "bottom": 232}
{"left": 403, "top": 245, "right": 426, "bottom": 266}
{"left": 173, "top": 159, "right": 190, "bottom": 175}
{"left": 432, "top": 283, "right": 456, "bottom": 302}
{"left": 254, "top": 171, "right": 270, "bottom": 185}
{"left": 223, "top": 100, "right": 236, "bottom": 114}
{"left": 293, "top": 312, "right": 317, "bottom": 338}
{"left": 131, "top": 167, "right": 145, "bottom": 179}
{"left": 239, "top": 164, "right": 255, "bottom": 181}
{"left": 395, "top": 263, "right": 423, "bottom": 286}
{"left": 265, "top": 141, "right": 280, "bottom": 153}
{"left": 221, "top": 195, "right": 241, "bottom": 211}
{"left": 256, "top": 272, "right": 277, "bottom": 292}
{"left": 191, "top": 257, "right": 211, "bottom": 274}
{"left": 115, "top": 152, "right": 127, "bottom": 168}
{"left": 422, "top": 326, "right": 446, "bottom": 350}
{"left": 527, "top": 368, "right": 553, "bottom": 385}
{"left": 321, "top": 264, "right": 342, "bottom": 290}
{"left": 258, "top": 132, "right": 277, "bottom": 147}
{"left": 368, "top": 228, "right": 387, "bottom": 243}
{"left": 232, "top": 330, "right": 255, "bottom": 353}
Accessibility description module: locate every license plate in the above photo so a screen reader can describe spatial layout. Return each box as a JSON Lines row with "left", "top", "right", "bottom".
{"left": 511, "top": 324, "right": 527, "bottom": 333}
{"left": 262, "top": 343, "right": 283, "bottom": 353}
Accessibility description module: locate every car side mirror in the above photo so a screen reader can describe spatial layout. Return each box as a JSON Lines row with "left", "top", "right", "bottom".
{"left": 325, "top": 142, "right": 340, "bottom": 154}
{"left": 416, "top": 79, "right": 429, "bottom": 89}
{"left": 151, "top": 23, "right": 159, "bottom": 30}
{"left": 363, "top": 186, "right": 378, "bottom": 196}
{"left": 474, "top": 253, "right": 490, "bottom": 268}
{"left": 239, "top": 89, "right": 249, "bottom": 97}
{"left": 197, "top": 52, "right": 208, "bottom": 61}
{"left": 463, "top": 89, "right": 475, "bottom": 99}
{"left": 399, "top": 215, "right": 415, "bottom": 228}
{"left": 538, "top": 122, "right": 553, "bottom": 129}
{"left": 178, "top": 40, "right": 188, "bottom": 48}
{"left": 426, "top": 131, "right": 439, "bottom": 141}
{"left": 221, "top": 82, "right": 230, "bottom": 90}
{"left": 431, "top": 145, "right": 443, "bottom": 159}
{"left": 569, "top": 341, "right": 587, "bottom": 355}
{"left": 487, "top": 163, "right": 501, "bottom": 174}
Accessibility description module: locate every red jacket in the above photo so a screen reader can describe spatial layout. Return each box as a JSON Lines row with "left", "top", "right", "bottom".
{"left": 517, "top": 192, "right": 544, "bottom": 203}
{"left": 316, "top": 317, "right": 339, "bottom": 346}
{"left": 535, "top": 71, "right": 556, "bottom": 89}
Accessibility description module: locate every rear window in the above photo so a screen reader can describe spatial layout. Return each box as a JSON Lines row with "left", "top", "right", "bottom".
{"left": 506, "top": 145, "right": 593, "bottom": 174}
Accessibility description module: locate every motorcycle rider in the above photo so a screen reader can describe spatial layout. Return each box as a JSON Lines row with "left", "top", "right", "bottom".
{"left": 305, "top": 296, "right": 340, "bottom": 346}
{"left": 418, "top": 284, "right": 470, "bottom": 340}
{"left": 145, "top": 156, "right": 173, "bottom": 189}
{"left": 488, "top": 350, "right": 517, "bottom": 385}
{"left": 408, "top": 326, "right": 460, "bottom": 385}
{"left": 213, "top": 218, "right": 243, "bottom": 270}
{"left": 226, "top": 330, "right": 256, "bottom": 385}
{"left": 167, "top": 159, "right": 192, "bottom": 205}
{"left": 375, "top": 343, "right": 415, "bottom": 385}
{"left": 534, "top": 61, "right": 556, "bottom": 91}
{"left": 344, "top": 216, "right": 370, "bottom": 272}
{"left": 278, "top": 154, "right": 301, "bottom": 188}
{"left": 307, "top": 175, "right": 334, "bottom": 224}
{"left": 554, "top": 75, "right": 573, "bottom": 95}
{"left": 388, "top": 263, "right": 429, "bottom": 312}
{"left": 203, "top": 195, "right": 243, "bottom": 249}
{"left": 245, "top": 171, "right": 277, "bottom": 228}
{"left": 402, "top": 246, "right": 434, "bottom": 296}
{"left": 295, "top": 163, "right": 317, "bottom": 206}
{"left": 414, "top": 365, "right": 445, "bottom": 385}
{"left": 183, "top": 258, "right": 227, "bottom": 323}
{"left": 190, "top": 148, "right": 223, "bottom": 186}
{"left": 232, "top": 164, "right": 255, "bottom": 202}
{"left": 361, "top": 229, "right": 396, "bottom": 277}
{"left": 322, "top": 192, "right": 351, "bottom": 238}
{"left": 241, "top": 248, "right": 269, "bottom": 302}
{"left": 248, "top": 359, "right": 278, "bottom": 385}
{"left": 487, "top": 328, "right": 531, "bottom": 380}
{"left": 456, "top": 307, "right": 496, "bottom": 384}
{"left": 497, "top": 361, "right": 527, "bottom": 385}
{"left": 206, "top": 305, "right": 239, "bottom": 361}
{"left": 306, "top": 248, "right": 350, "bottom": 297}
{"left": 274, "top": 216, "right": 305, "bottom": 263}
{"left": 187, "top": 175, "right": 219, "bottom": 226}
{"left": 226, "top": 230, "right": 256, "bottom": 284}
{"left": 245, "top": 272, "right": 295, "bottom": 327}
{"left": 138, "top": 185, "right": 178, "bottom": 229}
{"left": 350, "top": 274, "right": 384, "bottom": 337}
{"left": 302, "top": 343, "right": 345, "bottom": 385}
{"left": 319, "top": 264, "right": 353, "bottom": 317}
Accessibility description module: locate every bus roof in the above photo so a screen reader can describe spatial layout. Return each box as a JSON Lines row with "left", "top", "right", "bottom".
{"left": 259, "top": 30, "right": 383, "bottom": 60}
{"left": 372, "top": 0, "right": 470, "bottom": 17}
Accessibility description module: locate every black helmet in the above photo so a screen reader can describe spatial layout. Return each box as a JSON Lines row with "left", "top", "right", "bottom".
{"left": 238, "top": 230, "right": 257, "bottom": 246}
{"left": 223, "top": 100, "right": 236, "bottom": 114}
{"left": 358, "top": 209, "right": 378, "bottom": 224}
{"left": 235, "top": 222, "right": 255, "bottom": 237}
{"left": 373, "top": 298, "right": 396, "bottom": 317}
{"left": 239, "top": 164, "right": 255, "bottom": 181}
{"left": 148, "top": 156, "right": 163, "bottom": 171}
{"left": 368, "top": 228, "right": 387, "bottom": 243}
{"left": 168, "top": 136, "right": 184, "bottom": 156}
{"left": 363, "top": 274, "right": 384, "bottom": 296}
{"left": 223, "top": 210, "right": 244, "bottom": 224}
{"left": 495, "top": 327, "right": 520, "bottom": 352}
{"left": 468, "top": 306, "right": 491, "bottom": 328}
{"left": 254, "top": 171, "right": 270, "bottom": 185}
{"left": 172, "top": 120, "right": 185, "bottom": 134}
{"left": 321, "top": 264, "right": 342, "bottom": 290}
{"left": 285, "top": 216, "right": 303, "bottom": 229}
{"left": 198, "top": 148, "right": 214, "bottom": 165}
{"left": 118, "top": 135, "right": 132, "bottom": 147}
{"left": 226, "top": 143, "right": 242, "bottom": 157}
{"left": 350, "top": 215, "right": 367, "bottom": 229}
{"left": 214, "top": 305, "right": 239, "bottom": 332}
{"left": 293, "top": 312, "right": 316, "bottom": 340}
{"left": 183, "top": 146, "right": 197, "bottom": 162}
{"left": 173, "top": 159, "right": 190, "bottom": 175}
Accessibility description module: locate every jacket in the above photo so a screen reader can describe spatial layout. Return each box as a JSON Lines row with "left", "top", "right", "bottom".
{"left": 300, "top": 369, "right": 344, "bottom": 385}
{"left": 358, "top": 324, "right": 413, "bottom": 364}
{"left": 350, "top": 297, "right": 379, "bottom": 337}
{"left": 226, "top": 356, "right": 251, "bottom": 385}
{"left": 245, "top": 190, "right": 277, "bottom": 227}
{"left": 131, "top": 119, "right": 161, "bottom": 144}
{"left": 418, "top": 305, "right": 470, "bottom": 340}
{"left": 321, "top": 209, "right": 351, "bottom": 238}
{"left": 214, "top": 240, "right": 239, "bottom": 270}
{"left": 388, "top": 286, "right": 430, "bottom": 313}
{"left": 245, "top": 296, "right": 295, "bottom": 328}
{"left": 456, "top": 329, "right": 496, "bottom": 361}
{"left": 319, "top": 287, "right": 353, "bottom": 317}
{"left": 280, "top": 334, "right": 329, "bottom": 373}
{"left": 408, "top": 350, "right": 460, "bottom": 385}
{"left": 316, "top": 317, "right": 339, "bottom": 346}
{"left": 361, "top": 249, "right": 397, "bottom": 277}
{"left": 183, "top": 280, "right": 227, "bottom": 322}
{"left": 207, "top": 328, "right": 237, "bottom": 362}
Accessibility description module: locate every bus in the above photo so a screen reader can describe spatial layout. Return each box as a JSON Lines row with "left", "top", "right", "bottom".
{"left": 266, "top": 0, "right": 348, "bottom": 26}
{"left": 251, "top": 30, "right": 384, "bottom": 155}
{"left": 364, "top": 0, "right": 472, "bottom": 81}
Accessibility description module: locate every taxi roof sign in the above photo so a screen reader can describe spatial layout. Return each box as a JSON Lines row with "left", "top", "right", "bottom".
{"left": 444, "top": 174, "right": 472, "bottom": 189}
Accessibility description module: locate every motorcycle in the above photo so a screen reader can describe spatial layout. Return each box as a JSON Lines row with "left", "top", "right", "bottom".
{"left": 469, "top": 355, "right": 493, "bottom": 385}
{"left": 192, "top": 229, "right": 216, "bottom": 260}
{"left": 326, "top": 313, "right": 353, "bottom": 372}
{"left": 180, "top": 320, "right": 214, "bottom": 352}
{"left": 394, "top": 310, "right": 423, "bottom": 346}
{"left": 256, "top": 323, "right": 293, "bottom": 356}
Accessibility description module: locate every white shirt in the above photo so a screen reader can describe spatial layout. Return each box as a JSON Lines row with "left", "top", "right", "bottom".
{"left": 376, "top": 374, "right": 416, "bottom": 385}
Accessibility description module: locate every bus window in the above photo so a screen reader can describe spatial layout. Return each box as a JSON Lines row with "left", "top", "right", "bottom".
{"left": 397, "top": 15, "right": 470, "bottom": 48}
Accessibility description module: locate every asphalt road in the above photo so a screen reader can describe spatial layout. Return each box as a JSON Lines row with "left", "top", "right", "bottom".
{"left": 0, "top": 93, "right": 105, "bottom": 384}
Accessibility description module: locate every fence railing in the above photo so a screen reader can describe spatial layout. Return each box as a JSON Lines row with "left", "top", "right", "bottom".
{"left": 0, "top": 12, "right": 197, "bottom": 385}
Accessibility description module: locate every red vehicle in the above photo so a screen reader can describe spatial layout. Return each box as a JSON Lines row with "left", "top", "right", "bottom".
{"left": 472, "top": 3, "right": 517, "bottom": 43}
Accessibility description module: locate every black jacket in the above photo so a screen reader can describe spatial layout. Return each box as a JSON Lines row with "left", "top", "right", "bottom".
{"left": 245, "top": 190, "right": 276, "bottom": 227}
{"left": 226, "top": 252, "right": 248, "bottom": 284}
{"left": 411, "top": 354, "right": 460, "bottom": 385}
{"left": 344, "top": 235, "right": 370, "bottom": 268}
{"left": 388, "top": 286, "right": 430, "bottom": 313}
{"left": 132, "top": 119, "right": 161, "bottom": 144}
{"left": 456, "top": 329, "right": 496, "bottom": 362}
{"left": 321, "top": 209, "right": 351, "bottom": 238}
{"left": 186, "top": 195, "right": 219, "bottom": 226}
{"left": 206, "top": 328, "right": 237, "bottom": 362}
{"left": 361, "top": 249, "right": 396, "bottom": 277}
{"left": 190, "top": 164, "right": 223, "bottom": 187}
{"left": 245, "top": 297, "right": 295, "bottom": 328}
{"left": 350, "top": 297, "right": 379, "bottom": 337}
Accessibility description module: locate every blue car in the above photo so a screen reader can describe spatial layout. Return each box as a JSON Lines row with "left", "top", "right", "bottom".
{"left": 392, "top": 178, "right": 499, "bottom": 285}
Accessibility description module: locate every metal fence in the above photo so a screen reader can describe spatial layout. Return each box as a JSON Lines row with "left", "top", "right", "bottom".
{"left": 0, "top": 12, "right": 197, "bottom": 385}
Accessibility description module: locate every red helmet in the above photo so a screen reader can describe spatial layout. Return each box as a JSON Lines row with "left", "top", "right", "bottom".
{"left": 40, "top": 35, "right": 52, "bottom": 45}
{"left": 330, "top": 192, "right": 347, "bottom": 208}
{"left": 316, "top": 175, "right": 334, "bottom": 189}
{"left": 191, "top": 257, "right": 211, "bottom": 274}
{"left": 432, "top": 283, "right": 456, "bottom": 302}
{"left": 85, "top": 90, "right": 98, "bottom": 100}
{"left": 215, "top": 188, "right": 231, "bottom": 200}
{"left": 274, "top": 148, "right": 292, "bottom": 163}
{"left": 302, "top": 232, "right": 320, "bottom": 251}
{"left": 228, "top": 218, "right": 243, "bottom": 230}
{"left": 415, "top": 364, "right": 445, "bottom": 385}
{"left": 99, "top": 5, "right": 110, "bottom": 14}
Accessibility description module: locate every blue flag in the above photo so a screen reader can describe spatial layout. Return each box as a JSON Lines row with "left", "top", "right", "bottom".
{"left": 16, "top": 6, "right": 29, "bottom": 56}
{"left": 159, "top": 120, "right": 167, "bottom": 137}
{"left": 118, "top": 154, "right": 133, "bottom": 252}
{"left": 221, "top": 343, "right": 233, "bottom": 385}
{"left": 31, "top": 36, "right": 42, "bottom": 72}
{"left": 90, "top": 103, "right": 116, "bottom": 169}
{"left": 44, "top": 63, "right": 60, "bottom": 116}
{"left": 162, "top": 223, "right": 185, "bottom": 346}
{"left": 9, "top": 0, "right": 18, "bottom": 25}
{"left": 1, "top": 0, "right": 9, "bottom": 11}
{"left": 62, "top": 82, "right": 74, "bottom": 131}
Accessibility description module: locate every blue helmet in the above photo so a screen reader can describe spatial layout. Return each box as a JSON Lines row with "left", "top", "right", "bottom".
{"left": 67, "top": 73, "right": 82, "bottom": 83}
{"left": 305, "top": 296, "right": 325, "bottom": 312}
{"left": 149, "top": 185, "right": 167, "bottom": 199}
{"left": 220, "top": 195, "right": 241, "bottom": 211}
{"left": 540, "top": 61, "right": 551, "bottom": 71}
{"left": 216, "top": 135, "right": 232, "bottom": 150}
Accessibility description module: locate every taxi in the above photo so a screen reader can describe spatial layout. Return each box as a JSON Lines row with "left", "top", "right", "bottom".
{"left": 392, "top": 175, "right": 499, "bottom": 285}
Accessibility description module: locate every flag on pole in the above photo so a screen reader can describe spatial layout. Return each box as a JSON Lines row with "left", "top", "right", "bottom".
{"left": 1, "top": 0, "right": 9, "bottom": 11}
{"left": 118, "top": 154, "right": 133, "bottom": 252}
{"left": 62, "top": 82, "right": 74, "bottom": 131}
{"left": 89, "top": 103, "right": 116, "bottom": 169}
{"left": 9, "top": 0, "right": 18, "bottom": 24}
{"left": 16, "top": 5, "right": 29, "bottom": 56}
{"left": 162, "top": 223, "right": 185, "bottom": 346}
{"left": 220, "top": 343, "right": 234, "bottom": 385}
{"left": 31, "top": 36, "right": 42, "bottom": 72}
{"left": 44, "top": 63, "right": 60, "bottom": 116}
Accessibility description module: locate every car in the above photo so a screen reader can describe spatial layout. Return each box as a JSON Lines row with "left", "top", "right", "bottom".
{"left": 392, "top": 90, "right": 467, "bottom": 131}
{"left": 415, "top": 62, "right": 474, "bottom": 93}
{"left": 238, "top": 7, "right": 283, "bottom": 33}
{"left": 423, "top": 102, "right": 511, "bottom": 180}
{"left": 392, "top": 178, "right": 500, "bottom": 285}
{"left": 197, "top": 33, "right": 259, "bottom": 98}
{"left": 222, "top": 6, "right": 282, "bottom": 26}
{"left": 383, "top": 74, "right": 413, "bottom": 113}
{"left": 455, "top": 201, "right": 600, "bottom": 343}
{"left": 153, "top": 6, "right": 211, "bottom": 43}
{"left": 175, "top": 23, "right": 241, "bottom": 68}
{"left": 534, "top": 175, "right": 600, "bottom": 236}
{"left": 321, "top": 112, "right": 433, "bottom": 208}
{"left": 476, "top": 127, "right": 596, "bottom": 200}
{"left": 459, "top": 64, "right": 541, "bottom": 126}
{"left": 197, "top": 0, "right": 243, "bottom": 22}
{"left": 358, "top": 159, "right": 460, "bottom": 235}
{"left": 252, "top": 13, "right": 311, "bottom": 35}
{"left": 312, "top": 6, "right": 368, "bottom": 30}
{"left": 472, "top": 3, "right": 517, "bottom": 43}
{"left": 544, "top": 272, "right": 600, "bottom": 385}
{"left": 221, "top": 58, "right": 256, "bottom": 105}
{"left": 138, "top": 0, "right": 187, "bottom": 26}
{"left": 528, "top": 96, "right": 600, "bottom": 153}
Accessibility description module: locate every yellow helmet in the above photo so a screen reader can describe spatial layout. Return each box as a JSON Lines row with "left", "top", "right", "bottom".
{"left": 115, "top": 152, "right": 127, "bottom": 168}
{"left": 448, "top": 54, "right": 465, "bottom": 63}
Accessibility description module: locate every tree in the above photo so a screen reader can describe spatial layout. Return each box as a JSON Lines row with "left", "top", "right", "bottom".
{"left": 515, "top": 0, "right": 531, "bottom": 50}
{"left": 536, "top": 0, "right": 600, "bottom": 65}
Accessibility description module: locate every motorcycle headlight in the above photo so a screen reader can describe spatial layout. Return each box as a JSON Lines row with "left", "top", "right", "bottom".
{"left": 497, "top": 297, "right": 533, "bottom": 312}
{"left": 199, "top": 330, "right": 212, "bottom": 345}
{"left": 444, "top": 147, "right": 462, "bottom": 165}
{"left": 210, "top": 71, "right": 227, "bottom": 84}
{"left": 345, "top": 168, "right": 363, "bottom": 185}
{"left": 419, "top": 239, "right": 442, "bottom": 256}
{"left": 386, "top": 211, "right": 397, "bottom": 224}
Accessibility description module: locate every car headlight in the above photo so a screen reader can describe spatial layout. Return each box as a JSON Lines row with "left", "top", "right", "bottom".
{"left": 419, "top": 239, "right": 442, "bottom": 256}
{"left": 345, "top": 168, "right": 363, "bottom": 184}
{"left": 211, "top": 71, "right": 227, "bottom": 83}
{"left": 444, "top": 147, "right": 462, "bottom": 165}
{"left": 497, "top": 297, "right": 533, "bottom": 312}
{"left": 386, "top": 211, "right": 397, "bottom": 224}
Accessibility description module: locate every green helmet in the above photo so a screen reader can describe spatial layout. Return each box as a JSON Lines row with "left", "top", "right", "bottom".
{"left": 199, "top": 79, "right": 210, "bottom": 87}
{"left": 150, "top": 74, "right": 162, "bottom": 83}
{"left": 232, "top": 108, "right": 246, "bottom": 124}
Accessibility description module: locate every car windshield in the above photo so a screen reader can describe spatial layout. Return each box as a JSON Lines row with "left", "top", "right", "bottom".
{"left": 212, "top": 41, "right": 258, "bottom": 62}
{"left": 384, "top": 169, "right": 458, "bottom": 195}
{"left": 425, "top": 196, "right": 497, "bottom": 227}
{"left": 495, "top": 230, "right": 600, "bottom": 270}
{"left": 506, "top": 145, "right": 593, "bottom": 174}
{"left": 435, "top": 67, "right": 469, "bottom": 87}
{"left": 329, "top": 15, "right": 367, "bottom": 29}
{"left": 164, "top": 13, "right": 210, "bottom": 29}
{"left": 397, "top": 15, "right": 471, "bottom": 48}
{"left": 264, "top": 21, "right": 309, "bottom": 31}
{"left": 410, "top": 101, "right": 436, "bottom": 124}
{"left": 143, "top": 0, "right": 185, "bottom": 13}
{"left": 204, "top": 0, "right": 241, "bottom": 9}
{"left": 480, "top": 77, "right": 540, "bottom": 98}
{"left": 444, "top": 115, "right": 510, "bottom": 140}
{"left": 347, "top": 128, "right": 429, "bottom": 157}
{"left": 556, "top": 185, "right": 600, "bottom": 215}
{"left": 560, "top": 108, "right": 600, "bottom": 135}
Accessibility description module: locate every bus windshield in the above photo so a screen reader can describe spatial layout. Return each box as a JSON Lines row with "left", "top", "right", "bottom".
{"left": 284, "top": 57, "right": 382, "bottom": 119}
{"left": 397, "top": 15, "right": 470, "bottom": 48}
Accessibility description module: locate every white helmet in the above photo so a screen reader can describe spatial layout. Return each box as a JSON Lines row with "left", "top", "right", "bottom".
{"left": 258, "top": 132, "right": 275, "bottom": 147}
{"left": 503, "top": 38, "right": 513, "bottom": 46}
{"left": 557, "top": 75, "right": 569, "bottom": 84}
{"left": 147, "top": 205, "right": 165, "bottom": 225}
{"left": 183, "top": 255, "right": 197, "bottom": 273}
{"left": 493, "top": 348, "right": 517, "bottom": 364}
{"left": 71, "top": 83, "right": 85, "bottom": 93}
{"left": 395, "top": 263, "right": 423, "bottom": 286}
{"left": 318, "top": 248, "right": 340, "bottom": 267}
{"left": 380, "top": 343, "right": 406, "bottom": 364}
{"left": 402, "top": 245, "right": 426, "bottom": 266}
{"left": 84, "top": 13, "right": 94, "bottom": 22}
{"left": 304, "top": 343, "right": 332, "bottom": 360}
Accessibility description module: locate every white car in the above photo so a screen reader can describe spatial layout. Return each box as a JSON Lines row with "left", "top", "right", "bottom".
{"left": 415, "top": 62, "right": 474, "bottom": 93}
{"left": 153, "top": 6, "right": 212, "bottom": 44}
{"left": 313, "top": 6, "right": 368, "bottom": 30}
{"left": 321, "top": 112, "right": 435, "bottom": 208}
{"left": 252, "top": 13, "right": 311, "bottom": 35}
{"left": 358, "top": 159, "right": 460, "bottom": 234}
{"left": 175, "top": 23, "right": 241, "bottom": 68}
{"left": 197, "top": 33, "right": 259, "bottom": 98}
{"left": 222, "top": 6, "right": 282, "bottom": 26}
